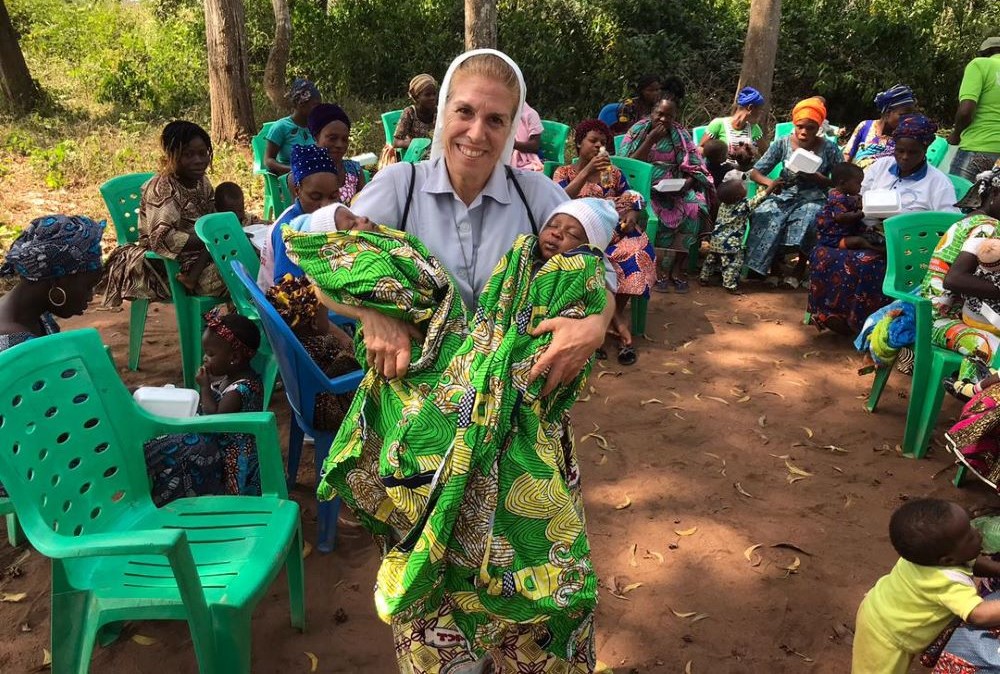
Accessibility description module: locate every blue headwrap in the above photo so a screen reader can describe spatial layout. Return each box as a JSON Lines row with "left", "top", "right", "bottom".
{"left": 307, "top": 104, "right": 351, "bottom": 138}
{"left": 736, "top": 87, "right": 764, "bottom": 108}
{"left": 290, "top": 143, "right": 337, "bottom": 187}
{"left": 873, "top": 84, "right": 915, "bottom": 114}
{"left": 893, "top": 114, "right": 938, "bottom": 145}
{"left": 0, "top": 215, "right": 105, "bottom": 281}
{"left": 289, "top": 78, "right": 320, "bottom": 106}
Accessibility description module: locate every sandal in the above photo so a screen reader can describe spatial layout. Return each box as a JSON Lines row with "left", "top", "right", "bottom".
{"left": 672, "top": 278, "right": 690, "bottom": 294}
{"left": 617, "top": 345, "right": 637, "bottom": 366}
{"left": 783, "top": 276, "right": 800, "bottom": 289}
{"left": 595, "top": 347, "right": 608, "bottom": 360}
{"left": 653, "top": 278, "right": 671, "bottom": 293}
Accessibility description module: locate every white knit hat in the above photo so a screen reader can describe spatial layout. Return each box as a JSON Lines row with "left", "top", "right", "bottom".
{"left": 288, "top": 202, "right": 346, "bottom": 233}
{"left": 546, "top": 198, "right": 618, "bottom": 251}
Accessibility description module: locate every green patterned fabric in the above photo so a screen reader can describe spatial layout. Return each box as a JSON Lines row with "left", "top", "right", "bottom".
{"left": 285, "top": 227, "right": 606, "bottom": 661}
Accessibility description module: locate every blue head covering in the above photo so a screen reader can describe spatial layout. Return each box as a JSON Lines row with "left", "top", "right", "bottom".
{"left": 0, "top": 215, "right": 105, "bottom": 281}
{"left": 874, "top": 84, "right": 915, "bottom": 114}
{"left": 290, "top": 144, "right": 337, "bottom": 187}
{"left": 736, "top": 87, "right": 764, "bottom": 108}
{"left": 893, "top": 114, "right": 938, "bottom": 145}
{"left": 289, "top": 78, "right": 320, "bottom": 106}
{"left": 307, "top": 104, "right": 351, "bottom": 138}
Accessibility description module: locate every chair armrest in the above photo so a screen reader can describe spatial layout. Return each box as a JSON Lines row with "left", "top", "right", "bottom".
{"left": 143, "top": 250, "right": 162, "bottom": 260}
{"left": 42, "top": 528, "right": 188, "bottom": 559}
{"left": 326, "top": 369, "right": 365, "bottom": 395}
{"left": 148, "top": 412, "right": 287, "bottom": 499}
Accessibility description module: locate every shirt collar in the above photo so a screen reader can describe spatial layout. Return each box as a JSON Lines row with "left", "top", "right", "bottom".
{"left": 889, "top": 160, "right": 928, "bottom": 181}
{"left": 422, "top": 157, "right": 512, "bottom": 206}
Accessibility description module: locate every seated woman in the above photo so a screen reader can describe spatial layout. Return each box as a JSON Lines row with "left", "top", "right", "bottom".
{"left": 307, "top": 103, "right": 366, "bottom": 204}
{"left": 102, "top": 120, "right": 224, "bottom": 306}
{"left": 510, "top": 100, "right": 544, "bottom": 171}
{"left": 611, "top": 74, "right": 662, "bottom": 134}
{"left": 553, "top": 118, "right": 654, "bottom": 364}
{"left": 392, "top": 73, "right": 438, "bottom": 153}
{"left": 745, "top": 97, "right": 842, "bottom": 288}
{"left": 861, "top": 114, "right": 958, "bottom": 214}
{"left": 843, "top": 84, "right": 916, "bottom": 170}
{"left": 699, "top": 86, "right": 765, "bottom": 170}
{"left": 264, "top": 78, "right": 320, "bottom": 176}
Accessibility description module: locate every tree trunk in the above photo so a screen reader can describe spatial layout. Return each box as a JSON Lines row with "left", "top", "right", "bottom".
{"left": 737, "top": 0, "right": 781, "bottom": 144}
{"left": 0, "top": 0, "right": 39, "bottom": 114}
{"left": 203, "top": 0, "right": 256, "bottom": 143}
{"left": 263, "top": 0, "right": 290, "bottom": 115}
{"left": 464, "top": 0, "right": 496, "bottom": 50}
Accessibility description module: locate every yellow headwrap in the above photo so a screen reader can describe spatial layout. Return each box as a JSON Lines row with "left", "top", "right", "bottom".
{"left": 791, "top": 97, "right": 827, "bottom": 127}
{"left": 408, "top": 74, "right": 438, "bottom": 100}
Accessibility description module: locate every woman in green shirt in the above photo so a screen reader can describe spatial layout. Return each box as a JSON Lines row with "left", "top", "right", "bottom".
{"left": 699, "top": 86, "right": 765, "bottom": 169}
{"left": 264, "top": 78, "right": 321, "bottom": 176}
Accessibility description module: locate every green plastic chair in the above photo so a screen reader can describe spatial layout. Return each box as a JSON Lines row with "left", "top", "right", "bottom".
{"left": 0, "top": 497, "right": 22, "bottom": 546}
{"left": 99, "top": 173, "right": 156, "bottom": 372}
{"left": 251, "top": 123, "right": 280, "bottom": 220}
{"left": 0, "top": 328, "right": 304, "bottom": 673}
{"left": 402, "top": 137, "right": 431, "bottom": 163}
{"left": 614, "top": 134, "right": 625, "bottom": 155}
{"left": 948, "top": 174, "right": 974, "bottom": 203}
{"left": 864, "top": 211, "right": 965, "bottom": 459}
{"left": 692, "top": 126, "right": 707, "bottom": 145}
{"left": 926, "top": 136, "right": 949, "bottom": 168}
{"left": 262, "top": 171, "right": 294, "bottom": 221}
{"left": 540, "top": 120, "right": 571, "bottom": 166}
{"left": 609, "top": 156, "right": 660, "bottom": 335}
{"left": 194, "top": 213, "right": 280, "bottom": 408}
{"left": 774, "top": 121, "right": 793, "bottom": 139}
{"left": 381, "top": 109, "right": 404, "bottom": 147}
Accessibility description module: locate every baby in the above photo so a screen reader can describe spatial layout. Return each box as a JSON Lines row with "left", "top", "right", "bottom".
{"left": 853, "top": 498, "right": 1000, "bottom": 674}
{"left": 699, "top": 171, "right": 779, "bottom": 293}
{"left": 966, "top": 238, "right": 1000, "bottom": 330}
{"left": 535, "top": 198, "right": 617, "bottom": 265}
{"left": 703, "top": 138, "right": 735, "bottom": 190}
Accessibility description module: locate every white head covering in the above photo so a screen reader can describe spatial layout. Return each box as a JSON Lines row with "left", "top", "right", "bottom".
{"left": 546, "top": 198, "right": 618, "bottom": 251}
{"left": 287, "top": 202, "right": 346, "bottom": 233}
{"left": 429, "top": 49, "right": 527, "bottom": 166}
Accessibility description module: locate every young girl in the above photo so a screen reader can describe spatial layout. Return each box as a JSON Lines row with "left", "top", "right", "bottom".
{"left": 196, "top": 308, "right": 264, "bottom": 495}
{"left": 266, "top": 273, "right": 359, "bottom": 431}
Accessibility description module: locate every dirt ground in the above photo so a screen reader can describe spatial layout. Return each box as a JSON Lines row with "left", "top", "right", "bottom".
{"left": 0, "top": 282, "right": 992, "bottom": 674}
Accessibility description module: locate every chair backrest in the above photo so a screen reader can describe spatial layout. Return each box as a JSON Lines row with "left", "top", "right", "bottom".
{"left": 947, "top": 173, "right": 974, "bottom": 202}
{"left": 609, "top": 155, "right": 657, "bottom": 224}
{"left": 100, "top": 173, "right": 156, "bottom": 245}
{"left": 774, "top": 121, "right": 793, "bottom": 139}
{"left": 251, "top": 130, "right": 268, "bottom": 175}
{"left": 692, "top": 125, "right": 707, "bottom": 145}
{"left": 231, "top": 262, "right": 363, "bottom": 434}
{"left": 598, "top": 103, "right": 620, "bottom": 127}
{"left": 926, "top": 136, "right": 948, "bottom": 168}
{"left": 882, "top": 211, "right": 965, "bottom": 296}
{"left": 195, "top": 212, "right": 262, "bottom": 319}
{"left": 0, "top": 329, "right": 160, "bottom": 550}
{"left": 402, "top": 137, "right": 431, "bottom": 163}
{"left": 381, "top": 110, "right": 404, "bottom": 146}
{"left": 613, "top": 134, "right": 625, "bottom": 155}
{"left": 540, "top": 120, "right": 570, "bottom": 165}
{"left": 264, "top": 172, "right": 294, "bottom": 216}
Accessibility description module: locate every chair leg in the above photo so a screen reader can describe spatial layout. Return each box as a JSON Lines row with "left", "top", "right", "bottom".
{"left": 631, "top": 296, "right": 647, "bottom": 337}
{"left": 317, "top": 497, "right": 341, "bottom": 554}
{"left": 6, "top": 512, "right": 23, "bottom": 547}
{"left": 287, "top": 416, "right": 305, "bottom": 491}
{"left": 176, "top": 299, "right": 203, "bottom": 390}
{"left": 954, "top": 463, "right": 968, "bottom": 487}
{"left": 127, "top": 298, "right": 150, "bottom": 371}
{"left": 285, "top": 523, "right": 306, "bottom": 631}
{"left": 51, "top": 591, "right": 97, "bottom": 674}
{"left": 210, "top": 608, "right": 252, "bottom": 674}
{"left": 905, "top": 356, "right": 956, "bottom": 459}
{"left": 866, "top": 365, "right": 893, "bottom": 413}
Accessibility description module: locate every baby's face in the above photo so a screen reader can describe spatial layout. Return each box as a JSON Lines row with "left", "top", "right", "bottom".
{"left": 335, "top": 206, "right": 374, "bottom": 232}
{"left": 539, "top": 214, "right": 587, "bottom": 260}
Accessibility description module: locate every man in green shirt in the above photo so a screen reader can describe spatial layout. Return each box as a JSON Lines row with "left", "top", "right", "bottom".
{"left": 949, "top": 37, "right": 1000, "bottom": 180}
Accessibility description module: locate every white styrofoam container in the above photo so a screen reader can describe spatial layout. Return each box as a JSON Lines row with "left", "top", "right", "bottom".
{"left": 863, "top": 189, "right": 902, "bottom": 218}
{"left": 243, "top": 223, "right": 270, "bottom": 251}
{"left": 785, "top": 148, "right": 822, "bottom": 174}
{"left": 653, "top": 178, "right": 686, "bottom": 193}
{"left": 133, "top": 385, "right": 199, "bottom": 418}
{"left": 350, "top": 152, "right": 378, "bottom": 167}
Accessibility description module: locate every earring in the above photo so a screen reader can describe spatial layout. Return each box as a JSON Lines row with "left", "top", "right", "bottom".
{"left": 48, "top": 286, "right": 67, "bottom": 308}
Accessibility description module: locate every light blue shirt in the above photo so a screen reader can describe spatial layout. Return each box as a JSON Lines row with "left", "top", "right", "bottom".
{"left": 351, "top": 157, "right": 615, "bottom": 307}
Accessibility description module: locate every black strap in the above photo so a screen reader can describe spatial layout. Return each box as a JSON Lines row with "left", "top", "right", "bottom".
{"left": 505, "top": 165, "right": 538, "bottom": 235}
{"left": 400, "top": 161, "right": 417, "bottom": 232}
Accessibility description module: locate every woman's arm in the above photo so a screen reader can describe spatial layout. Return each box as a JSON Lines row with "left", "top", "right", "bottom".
{"left": 514, "top": 134, "right": 541, "bottom": 154}
{"left": 748, "top": 138, "right": 784, "bottom": 187}
{"left": 392, "top": 108, "right": 413, "bottom": 150}
{"left": 528, "top": 290, "right": 614, "bottom": 396}
{"left": 264, "top": 140, "right": 289, "bottom": 175}
{"left": 562, "top": 160, "right": 603, "bottom": 199}
{"left": 943, "top": 252, "right": 1000, "bottom": 300}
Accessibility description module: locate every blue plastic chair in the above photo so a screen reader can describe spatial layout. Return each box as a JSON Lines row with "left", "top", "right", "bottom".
{"left": 598, "top": 103, "right": 620, "bottom": 128}
{"left": 232, "top": 261, "right": 364, "bottom": 553}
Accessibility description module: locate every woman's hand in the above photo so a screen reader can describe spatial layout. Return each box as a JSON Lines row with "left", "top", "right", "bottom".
{"left": 588, "top": 151, "right": 612, "bottom": 176}
{"left": 356, "top": 308, "right": 423, "bottom": 379}
{"left": 621, "top": 210, "right": 640, "bottom": 234}
{"left": 649, "top": 122, "right": 669, "bottom": 143}
{"left": 528, "top": 307, "right": 611, "bottom": 396}
{"left": 682, "top": 177, "right": 695, "bottom": 192}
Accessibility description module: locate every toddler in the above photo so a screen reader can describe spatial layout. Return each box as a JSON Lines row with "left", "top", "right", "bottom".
{"left": 703, "top": 138, "right": 735, "bottom": 190}
{"left": 824, "top": 163, "right": 882, "bottom": 251}
{"left": 176, "top": 182, "right": 258, "bottom": 293}
{"left": 853, "top": 498, "right": 1000, "bottom": 674}
{"left": 699, "top": 171, "right": 779, "bottom": 293}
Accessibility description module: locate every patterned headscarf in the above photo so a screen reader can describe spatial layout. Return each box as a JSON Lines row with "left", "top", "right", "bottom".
{"left": 265, "top": 274, "right": 320, "bottom": 331}
{"left": 307, "top": 103, "right": 351, "bottom": 138}
{"left": 956, "top": 166, "right": 1000, "bottom": 211}
{"left": 791, "top": 97, "right": 826, "bottom": 126}
{"left": 289, "top": 78, "right": 320, "bottom": 106}
{"left": 874, "top": 84, "right": 915, "bottom": 114}
{"left": 408, "top": 74, "right": 438, "bottom": 100}
{"left": 0, "top": 214, "right": 105, "bottom": 281}
{"left": 573, "top": 119, "right": 612, "bottom": 147}
{"left": 892, "top": 114, "right": 938, "bottom": 145}
{"left": 202, "top": 307, "right": 256, "bottom": 360}
{"left": 736, "top": 87, "right": 764, "bottom": 108}
{"left": 290, "top": 143, "right": 337, "bottom": 187}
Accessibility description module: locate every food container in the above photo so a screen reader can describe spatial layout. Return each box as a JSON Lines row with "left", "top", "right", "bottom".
{"left": 243, "top": 223, "right": 270, "bottom": 251}
{"left": 133, "top": 385, "right": 199, "bottom": 418}
{"left": 785, "top": 148, "right": 822, "bottom": 174}
{"left": 863, "top": 189, "right": 902, "bottom": 218}
{"left": 350, "top": 152, "right": 378, "bottom": 167}
{"left": 653, "top": 178, "right": 687, "bottom": 193}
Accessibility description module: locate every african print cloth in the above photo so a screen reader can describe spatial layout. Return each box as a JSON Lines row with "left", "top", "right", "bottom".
{"left": 0, "top": 214, "right": 105, "bottom": 281}
{"left": 285, "top": 226, "right": 606, "bottom": 663}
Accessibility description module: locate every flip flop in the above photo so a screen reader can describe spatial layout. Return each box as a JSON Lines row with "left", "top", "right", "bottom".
{"left": 672, "top": 278, "right": 690, "bottom": 294}
{"left": 653, "top": 278, "right": 671, "bottom": 293}
{"left": 595, "top": 347, "right": 608, "bottom": 360}
{"left": 617, "top": 345, "right": 637, "bottom": 366}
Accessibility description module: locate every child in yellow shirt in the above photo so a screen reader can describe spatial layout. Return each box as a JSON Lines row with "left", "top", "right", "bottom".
{"left": 853, "top": 498, "right": 1000, "bottom": 673}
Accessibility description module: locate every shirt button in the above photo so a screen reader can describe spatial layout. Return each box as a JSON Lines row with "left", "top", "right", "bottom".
{"left": 458, "top": 221, "right": 471, "bottom": 234}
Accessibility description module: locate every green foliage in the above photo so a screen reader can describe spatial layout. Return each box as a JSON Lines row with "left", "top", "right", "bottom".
{"left": 29, "top": 140, "right": 77, "bottom": 189}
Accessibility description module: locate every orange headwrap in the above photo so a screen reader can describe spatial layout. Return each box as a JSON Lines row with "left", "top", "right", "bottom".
{"left": 791, "top": 97, "right": 827, "bottom": 126}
